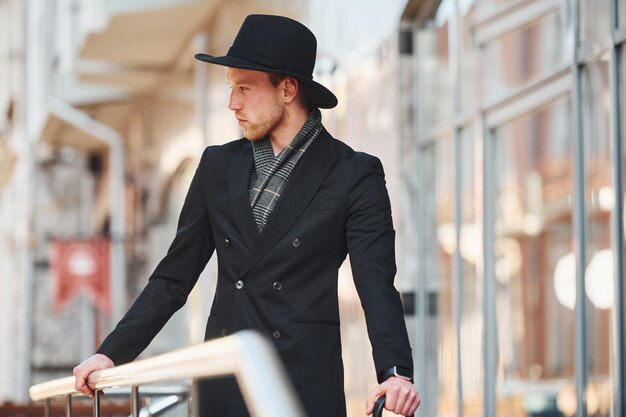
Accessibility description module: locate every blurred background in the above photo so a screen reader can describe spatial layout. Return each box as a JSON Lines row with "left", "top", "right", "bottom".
{"left": 1, "top": 0, "right": 625, "bottom": 416}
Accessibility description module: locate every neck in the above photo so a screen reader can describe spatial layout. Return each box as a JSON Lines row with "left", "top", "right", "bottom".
{"left": 269, "top": 104, "right": 309, "bottom": 155}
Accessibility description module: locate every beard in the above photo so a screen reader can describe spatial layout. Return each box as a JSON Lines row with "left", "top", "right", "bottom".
{"left": 242, "top": 94, "right": 286, "bottom": 141}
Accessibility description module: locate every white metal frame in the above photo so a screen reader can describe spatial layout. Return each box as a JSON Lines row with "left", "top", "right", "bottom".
{"left": 29, "top": 331, "right": 306, "bottom": 417}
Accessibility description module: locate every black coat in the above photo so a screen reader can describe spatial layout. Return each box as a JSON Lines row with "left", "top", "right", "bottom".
{"left": 97, "top": 130, "right": 413, "bottom": 417}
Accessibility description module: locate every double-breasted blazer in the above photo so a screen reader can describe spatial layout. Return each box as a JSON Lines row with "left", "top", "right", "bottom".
{"left": 97, "top": 129, "right": 413, "bottom": 417}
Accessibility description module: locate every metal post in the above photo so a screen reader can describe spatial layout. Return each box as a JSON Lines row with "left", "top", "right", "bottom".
{"left": 412, "top": 25, "right": 428, "bottom": 417}
{"left": 482, "top": 119, "right": 497, "bottom": 417}
{"left": 570, "top": 0, "right": 589, "bottom": 414}
{"left": 609, "top": 0, "right": 625, "bottom": 415}
{"left": 44, "top": 398, "right": 51, "bottom": 417}
{"left": 450, "top": 1, "right": 464, "bottom": 417}
{"left": 65, "top": 394, "right": 72, "bottom": 417}
{"left": 131, "top": 385, "right": 139, "bottom": 417}
{"left": 18, "top": 0, "right": 37, "bottom": 402}
{"left": 94, "top": 390, "right": 101, "bottom": 417}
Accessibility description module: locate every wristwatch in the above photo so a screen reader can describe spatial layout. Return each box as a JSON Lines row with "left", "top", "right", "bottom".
{"left": 377, "top": 365, "right": 413, "bottom": 384}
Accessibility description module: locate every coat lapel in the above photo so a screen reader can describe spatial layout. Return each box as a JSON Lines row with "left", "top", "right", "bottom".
{"left": 228, "top": 140, "right": 262, "bottom": 250}
{"left": 235, "top": 130, "right": 338, "bottom": 280}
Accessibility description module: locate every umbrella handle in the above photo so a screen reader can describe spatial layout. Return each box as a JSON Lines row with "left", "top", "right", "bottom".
{"left": 373, "top": 396, "right": 386, "bottom": 417}
{"left": 372, "top": 395, "right": 415, "bottom": 417}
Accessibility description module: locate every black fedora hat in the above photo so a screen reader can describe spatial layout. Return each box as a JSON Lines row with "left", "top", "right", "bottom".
{"left": 195, "top": 14, "right": 338, "bottom": 109}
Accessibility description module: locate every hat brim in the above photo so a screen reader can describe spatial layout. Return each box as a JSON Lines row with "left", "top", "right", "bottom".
{"left": 195, "top": 53, "right": 338, "bottom": 109}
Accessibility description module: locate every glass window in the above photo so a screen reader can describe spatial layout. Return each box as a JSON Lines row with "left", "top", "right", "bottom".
{"left": 459, "top": 126, "right": 484, "bottom": 415}
{"left": 482, "top": 12, "right": 567, "bottom": 104}
{"left": 579, "top": 0, "right": 612, "bottom": 48}
{"left": 620, "top": 0, "right": 626, "bottom": 29}
{"left": 415, "top": 23, "right": 451, "bottom": 134}
{"left": 461, "top": 4, "right": 479, "bottom": 115}
{"left": 492, "top": 97, "right": 575, "bottom": 416}
{"left": 421, "top": 138, "right": 458, "bottom": 417}
{"left": 582, "top": 58, "right": 614, "bottom": 417}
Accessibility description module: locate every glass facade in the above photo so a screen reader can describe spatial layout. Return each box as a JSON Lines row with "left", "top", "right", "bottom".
{"left": 422, "top": 138, "right": 458, "bottom": 417}
{"left": 459, "top": 126, "right": 484, "bottom": 416}
{"left": 402, "top": 0, "right": 626, "bottom": 416}
{"left": 580, "top": 0, "right": 612, "bottom": 48}
{"left": 482, "top": 12, "right": 567, "bottom": 104}
{"left": 493, "top": 97, "right": 575, "bottom": 414}
{"left": 582, "top": 57, "right": 613, "bottom": 417}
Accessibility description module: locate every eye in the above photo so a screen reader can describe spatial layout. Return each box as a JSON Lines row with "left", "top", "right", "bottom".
{"left": 240, "top": 86, "right": 249, "bottom": 92}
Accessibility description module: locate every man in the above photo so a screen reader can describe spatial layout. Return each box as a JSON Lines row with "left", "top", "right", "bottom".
{"left": 73, "top": 14, "right": 420, "bottom": 417}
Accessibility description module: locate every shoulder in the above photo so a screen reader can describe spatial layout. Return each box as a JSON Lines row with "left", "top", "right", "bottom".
{"left": 201, "top": 138, "right": 249, "bottom": 160}
{"left": 322, "top": 130, "right": 382, "bottom": 168}
{"left": 321, "top": 131, "right": 384, "bottom": 179}
{"left": 197, "top": 138, "right": 250, "bottom": 173}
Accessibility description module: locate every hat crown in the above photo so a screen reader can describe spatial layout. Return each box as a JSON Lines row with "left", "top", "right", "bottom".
{"left": 228, "top": 14, "right": 317, "bottom": 79}
{"left": 194, "top": 14, "right": 338, "bottom": 108}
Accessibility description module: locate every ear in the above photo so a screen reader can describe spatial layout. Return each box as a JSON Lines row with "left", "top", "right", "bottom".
{"left": 281, "top": 76, "right": 299, "bottom": 104}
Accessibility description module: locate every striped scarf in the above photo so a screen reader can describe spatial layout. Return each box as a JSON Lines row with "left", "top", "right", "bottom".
{"left": 249, "top": 108, "right": 323, "bottom": 232}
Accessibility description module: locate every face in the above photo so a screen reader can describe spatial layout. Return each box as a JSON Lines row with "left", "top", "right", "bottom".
{"left": 226, "top": 67, "right": 286, "bottom": 141}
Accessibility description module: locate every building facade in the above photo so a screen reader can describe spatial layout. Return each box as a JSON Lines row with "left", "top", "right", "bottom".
{"left": 399, "top": 0, "right": 625, "bottom": 416}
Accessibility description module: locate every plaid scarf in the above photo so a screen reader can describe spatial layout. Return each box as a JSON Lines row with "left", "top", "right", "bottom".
{"left": 249, "top": 108, "right": 323, "bottom": 232}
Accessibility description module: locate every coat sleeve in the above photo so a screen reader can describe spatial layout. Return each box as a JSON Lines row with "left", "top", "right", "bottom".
{"left": 96, "top": 147, "right": 215, "bottom": 365}
{"left": 345, "top": 154, "right": 413, "bottom": 377}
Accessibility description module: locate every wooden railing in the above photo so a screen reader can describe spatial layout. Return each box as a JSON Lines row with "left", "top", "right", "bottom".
{"left": 29, "top": 330, "right": 306, "bottom": 417}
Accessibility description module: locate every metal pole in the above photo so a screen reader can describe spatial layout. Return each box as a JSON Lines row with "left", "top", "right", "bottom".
{"left": 412, "top": 25, "right": 428, "bottom": 417}
{"left": 570, "top": 0, "right": 589, "bottom": 414}
{"left": 44, "top": 398, "right": 51, "bottom": 417}
{"left": 94, "top": 390, "right": 101, "bottom": 417}
{"left": 65, "top": 394, "right": 72, "bottom": 417}
{"left": 450, "top": 1, "right": 464, "bottom": 416}
{"left": 46, "top": 97, "right": 127, "bottom": 326}
{"left": 80, "top": 157, "right": 95, "bottom": 356}
{"left": 482, "top": 119, "right": 497, "bottom": 417}
{"left": 18, "top": 0, "right": 37, "bottom": 402}
{"left": 609, "top": 0, "right": 625, "bottom": 415}
{"left": 131, "top": 385, "right": 139, "bottom": 417}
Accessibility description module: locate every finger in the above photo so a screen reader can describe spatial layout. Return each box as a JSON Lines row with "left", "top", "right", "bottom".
{"left": 403, "top": 393, "right": 421, "bottom": 416}
{"left": 400, "top": 392, "right": 416, "bottom": 416}
{"left": 393, "top": 385, "right": 415, "bottom": 415}
{"left": 384, "top": 385, "right": 399, "bottom": 411}
{"left": 365, "top": 386, "right": 384, "bottom": 414}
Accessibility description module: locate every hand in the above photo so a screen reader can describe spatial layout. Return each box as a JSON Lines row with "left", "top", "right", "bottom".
{"left": 366, "top": 377, "right": 420, "bottom": 416}
{"left": 73, "top": 353, "right": 114, "bottom": 398}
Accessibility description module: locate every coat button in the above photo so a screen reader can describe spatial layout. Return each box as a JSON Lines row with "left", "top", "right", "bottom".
{"left": 235, "top": 280, "right": 244, "bottom": 289}
{"left": 221, "top": 329, "right": 229, "bottom": 337}
{"left": 224, "top": 238, "right": 231, "bottom": 247}
{"left": 291, "top": 238, "right": 301, "bottom": 248}
{"left": 272, "top": 282, "right": 282, "bottom": 291}
{"left": 272, "top": 330, "right": 281, "bottom": 339}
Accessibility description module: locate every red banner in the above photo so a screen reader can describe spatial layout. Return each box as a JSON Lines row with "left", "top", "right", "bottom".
{"left": 51, "top": 239, "right": 111, "bottom": 314}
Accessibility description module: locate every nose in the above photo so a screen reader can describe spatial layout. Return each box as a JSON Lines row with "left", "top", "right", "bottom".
{"left": 228, "top": 90, "right": 241, "bottom": 111}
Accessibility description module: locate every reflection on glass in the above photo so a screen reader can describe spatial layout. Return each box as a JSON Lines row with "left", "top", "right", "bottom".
{"left": 582, "top": 57, "right": 614, "bottom": 417}
{"left": 422, "top": 138, "right": 458, "bottom": 417}
{"left": 482, "top": 12, "right": 567, "bottom": 104}
{"left": 459, "top": 127, "right": 484, "bottom": 416}
{"left": 493, "top": 97, "right": 575, "bottom": 416}
{"left": 580, "top": 0, "right": 612, "bottom": 47}
{"left": 415, "top": 21, "right": 451, "bottom": 134}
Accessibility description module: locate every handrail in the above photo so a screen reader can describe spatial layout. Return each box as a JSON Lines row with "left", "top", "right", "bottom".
{"left": 29, "top": 330, "right": 306, "bottom": 417}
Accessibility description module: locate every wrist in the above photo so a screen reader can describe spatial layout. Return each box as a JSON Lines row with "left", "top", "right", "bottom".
{"left": 377, "top": 365, "right": 413, "bottom": 384}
